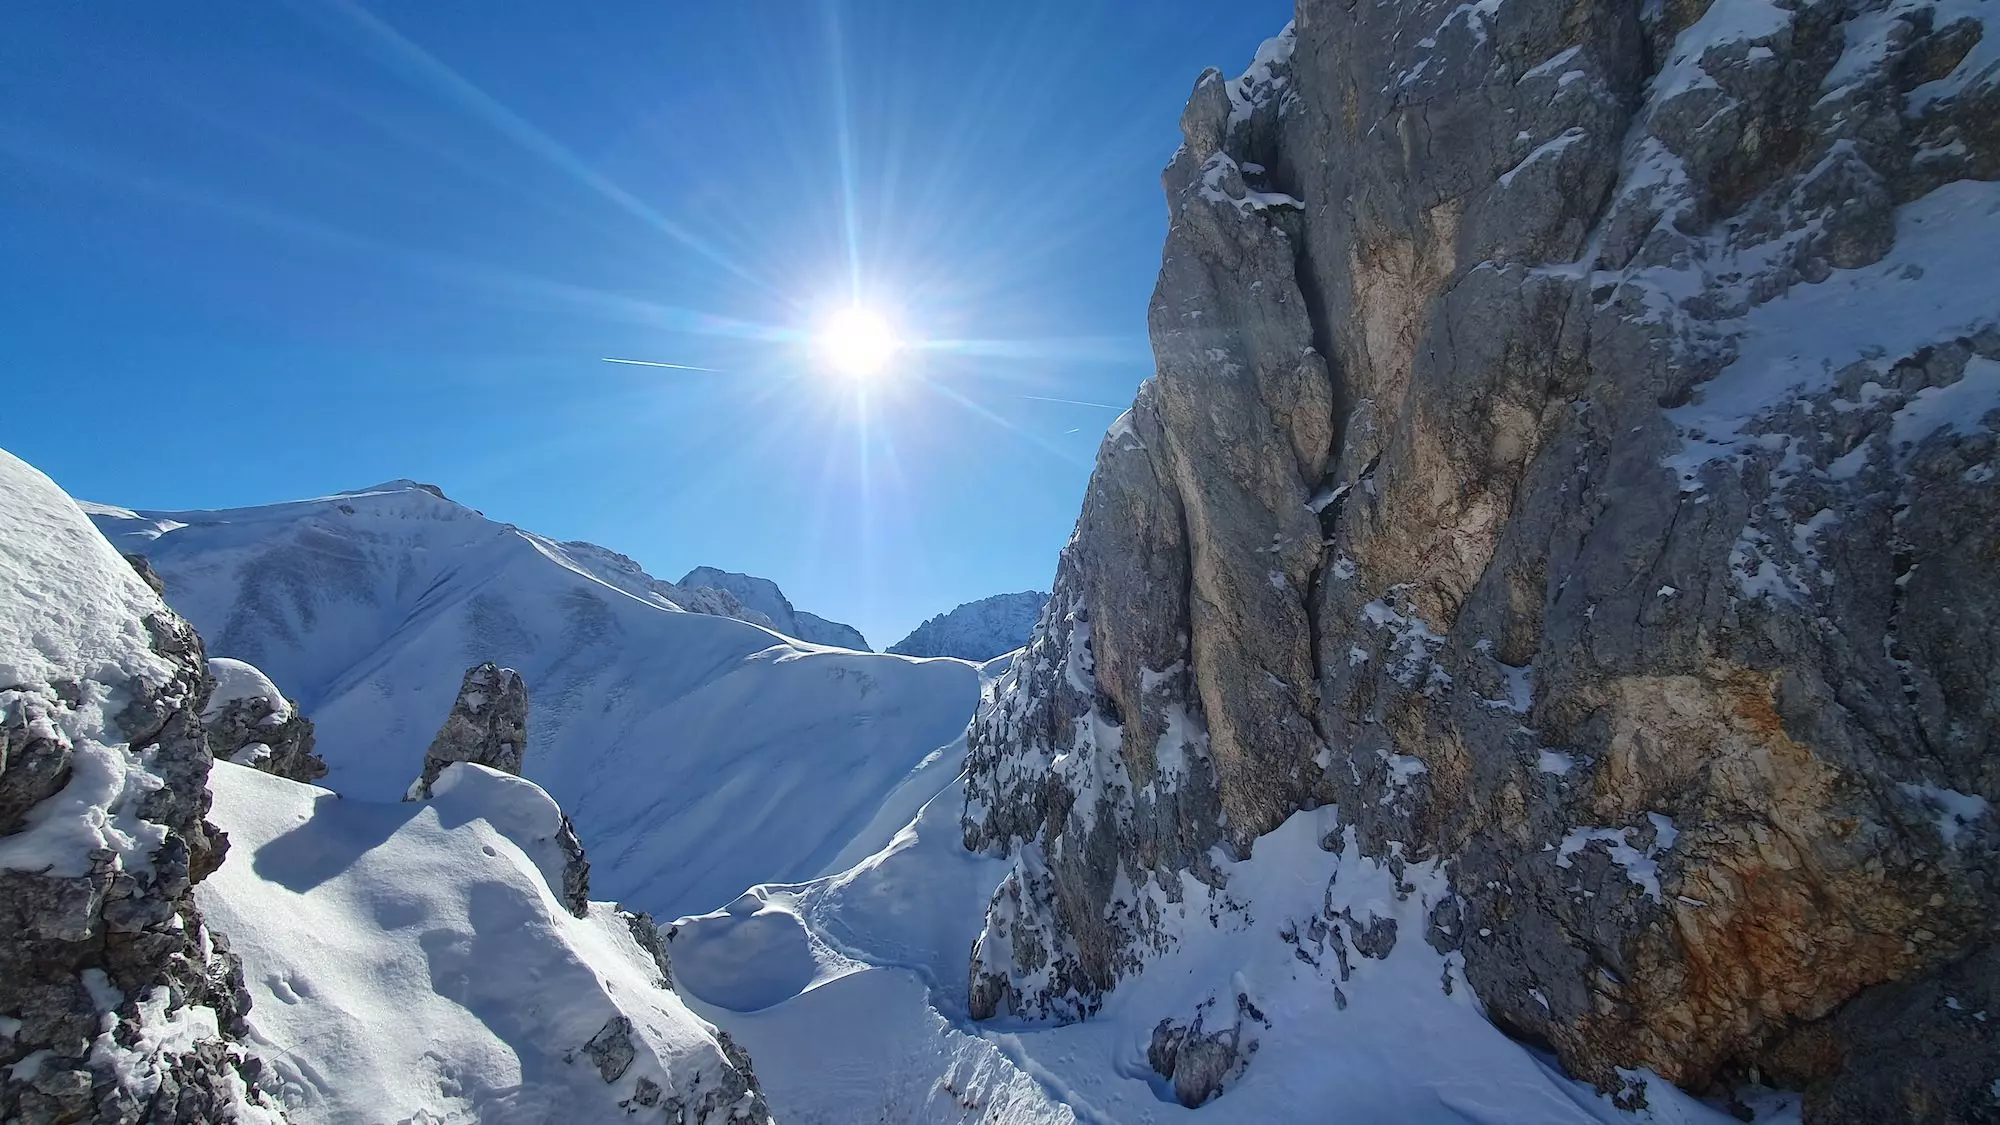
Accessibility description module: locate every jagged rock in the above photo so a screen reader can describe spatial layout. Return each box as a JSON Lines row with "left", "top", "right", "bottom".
{"left": 407, "top": 666, "right": 592, "bottom": 917}
{"left": 201, "top": 657, "right": 326, "bottom": 784}
{"left": 407, "top": 662, "right": 529, "bottom": 800}
{"left": 122, "top": 552, "right": 164, "bottom": 595}
{"left": 583, "top": 1014, "right": 637, "bottom": 1082}
{"left": 964, "top": 0, "right": 2000, "bottom": 1117}
{"left": 619, "top": 907, "right": 676, "bottom": 989}
{"left": 1, "top": 450, "right": 284, "bottom": 1123}
{"left": 1145, "top": 995, "right": 1261, "bottom": 1107}
{"left": 555, "top": 812, "right": 590, "bottom": 919}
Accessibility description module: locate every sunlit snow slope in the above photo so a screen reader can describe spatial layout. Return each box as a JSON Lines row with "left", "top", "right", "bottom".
{"left": 88, "top": 483, "right": 981, "bottom": 919}
{"left": 203, "top": 760, "right": 768, "bottom": 1124}
{"left": 669, "top": 779, "right": 1794, "bottom": 1125}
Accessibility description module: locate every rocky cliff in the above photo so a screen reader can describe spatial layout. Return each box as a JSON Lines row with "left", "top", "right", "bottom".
{"left": 964, "top": 0, "right": 1999, "bottom": 1118}
{"left": 0, "top": 451, "right": 286, "bottom": 1123}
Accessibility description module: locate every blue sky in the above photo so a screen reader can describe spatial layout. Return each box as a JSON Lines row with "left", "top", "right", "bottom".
{"left": 0, "top": 1, "right": 1290, "bottom": 648}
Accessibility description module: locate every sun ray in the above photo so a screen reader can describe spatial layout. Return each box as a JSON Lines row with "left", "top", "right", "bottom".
{"left": 314, "top": 0, "right": 776, "bottom": 296}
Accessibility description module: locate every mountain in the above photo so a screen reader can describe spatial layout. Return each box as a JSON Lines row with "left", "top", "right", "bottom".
{"left": 1, "top": 449, "right": 772, "bottom": 1123}
{"left": 87, "top": 481, "right": 979, "bottom": 920}
{"left": 887, "top": 591, "right": 1048, "bottom": 661}
{"left": 678, "top": 566, "right": 871, "bottom": 651}
{"left": 957, "top": 0, "right": 2000, "bottom": 1119}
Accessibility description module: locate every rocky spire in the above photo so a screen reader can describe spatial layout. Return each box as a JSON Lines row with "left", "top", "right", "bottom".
{"left": 404, "top": 662, "right": 591, "bottom": 918}
{"left": 406, "top": 662, "right": 529, "bottom": 800}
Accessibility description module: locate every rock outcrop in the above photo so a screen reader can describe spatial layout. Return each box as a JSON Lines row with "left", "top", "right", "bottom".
{"left": 406, "top": 662, "right": 530, "bottom": 800}
{"left": 965, "top": 1, "right": 2000, "bottom": 1119}
{"left": 1, "top": 451, "right": 284, "bottom": 1123}
{"left": 408, "top": 667, "right": 593, "bottom": 917}
{"left": 888, "top": 591, "right": 1050, "bottom": 661}
{"left": 201, "top": 657, "right": 326, "bottom": 784}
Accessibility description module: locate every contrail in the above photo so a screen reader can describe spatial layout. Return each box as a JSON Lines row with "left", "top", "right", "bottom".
{"left": 1014, "top": 393, "right": 1122, "bottom": 410}
{"left": 602, "top": 357, "right": 718, "bottom": 372}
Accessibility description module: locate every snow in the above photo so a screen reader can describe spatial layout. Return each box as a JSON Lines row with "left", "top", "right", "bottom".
{"left": 89, "top": 482, "right": 983, "bottom": 919}
{"left": 1650, "top": 0, "right": 1793, "bottom": 102}
{"left": 1499, "top": 128, "right": 1587, "bottom": 188}
{"left": 84, "top": 985, "right": 284, "bottom": 1125}
{"left": 1663, "top": 178, "right": 2000, "bottom": 488}
{"left": 1898, "top": 782, "right": 1991, "bottom": 848}
{"left": 890, "top": 591, "right": 1050, "bottom": 661}
{"left": 1888, "top": 357, "right": 2000, "bottom": 447}
{"left": 1539, "top": 749, "right": 1578, "bottom": 776}
{"left": 675, "top": 794, "right": 1759, "bottom": 1125}
{"left": 678, "top": 565, "right": 870, "bottom": 651}
{"left": 198, "top": 761, "right": 753, "bottom": 1124}
{"left": 1555, "top": 817, "right": 1679, "bottom": 903}
{"left": 0, "top": 449, "right": 172, "bottom": 691}
{"left": 1199, "top": 152, "right": 1304, "bottom": 214}
{"left": 1904, "top": 0, "right": 2000, "bottom": 110}
{"left": 1226, "top": 23, "right": 1296, "bottom": 127}
{"left": 0, "top": 448, "right": 193, "bottom": 877}
{"left": 204, "top": 656, "right": 291, "bottom": 723}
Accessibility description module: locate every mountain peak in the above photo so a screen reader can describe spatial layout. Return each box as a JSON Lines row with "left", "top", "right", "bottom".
{"left": 678, "top": 566, "right": 870, "bottom": 651}
{"left": 888, "top": 590, "right": 1047, "bottom": 661}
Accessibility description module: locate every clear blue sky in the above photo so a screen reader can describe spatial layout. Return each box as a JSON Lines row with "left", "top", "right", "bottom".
{"left": 0, "top": 1, "right": 1290, "bottom": 649}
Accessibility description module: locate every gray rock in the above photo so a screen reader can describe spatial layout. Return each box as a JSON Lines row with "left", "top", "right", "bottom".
{"left": 406, "top": 662, "right": 529, "bottom": 800}
{"left": 582, "top": 1014, "right": 636, "bottom": 1082}
{"left": 122, "top": 552, "right": 165, "bottom": 596}
{"left": 1145, "top": 995, "right": 1261, "bottom": 1107}
{"left": 0, "top": 609, "right": 282, "bottom": 1118}
{"left": 963, "top": 0, "right": 2000, "bottom": 1117}
{"left": 618, "top": 907, "right": 675, "bottom": 989}
{"left": 200, "top": 659, "right": 326, "bottom": 785}
{"left": 554, "top": 813, "right": 590, "bottom": 920}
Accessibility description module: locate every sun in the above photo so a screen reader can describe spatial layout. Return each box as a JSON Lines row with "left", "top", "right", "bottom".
{"left": 815, "top": 306, "right": 901, "bottom": 378}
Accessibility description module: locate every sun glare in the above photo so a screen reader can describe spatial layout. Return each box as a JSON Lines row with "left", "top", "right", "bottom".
{"left": 816, "top": 306, "right": 900, "bottom": 378}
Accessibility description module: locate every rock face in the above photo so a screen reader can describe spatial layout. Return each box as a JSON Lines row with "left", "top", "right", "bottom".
{"left": 679, "top": 566, "right": 872, "bottom": 650}
{"left": 965, "top": 1, "right": 2000, "bottom": 1119}
{"left": 201, "top": 657, "right": 326, "bottom": 784}
{"left": 1, "top": 450, "right": 284, "bottom": 1123}
{"left": 888, "top": 591, "right": 1050, "bottom": 661}
{"left": 407, "top": 662, "right": 530, "bottom": 800}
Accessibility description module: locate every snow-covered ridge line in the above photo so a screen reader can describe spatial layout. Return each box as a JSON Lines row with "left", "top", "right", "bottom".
{"left": 86, "top": 476, "right": 983, "bottom": 921}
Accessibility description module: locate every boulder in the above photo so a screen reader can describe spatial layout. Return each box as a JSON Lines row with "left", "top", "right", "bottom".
{"left": 406, "top": 661, "right": 529, "bottom": 800}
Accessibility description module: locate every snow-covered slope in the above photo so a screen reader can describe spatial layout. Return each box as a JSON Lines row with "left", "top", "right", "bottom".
{"left": 669, "top": 778, "right": 1781, "bottom": 1125}
{"left": 201, "top": 760, "right": 767, "bottom": 1124}
{"left": 679, "top": 566, "right": 871, "bottom": 651}
{"left": 88, "top": 483, "right": 979, "bottom": 919}
{"left": 888, "top": 591, "right": 1049, "bottom": 661}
